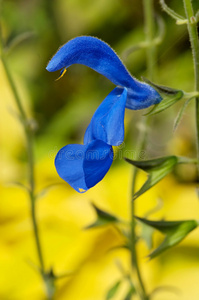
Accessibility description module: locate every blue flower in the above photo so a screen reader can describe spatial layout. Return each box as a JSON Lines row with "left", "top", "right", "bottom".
{"left": 47, "top": 36, "right": 162, "bottom": 193}
{"left": 84, "top": 87, "right": 127, "bottom": 146}
{"left": 47, "top": 36, "right": 162, "bottom": 110}
{"left": 55, "top": 140, "right": 113, "bottom": 193}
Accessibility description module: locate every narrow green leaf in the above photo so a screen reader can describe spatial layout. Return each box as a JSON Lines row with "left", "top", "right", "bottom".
{"left": 145, "top": 91, "right": 184, "bottom": 116}
{"left": 142, "top": 77, "right": 182, "bottom": 95}
{"left": 125, "top": 156, "right": 177, "bottom": 171}
{"left": 124, "top": 285, "right": 136, "bottom": 300}
{"left": 5, "top": 31, "right": 35, "bottom": 53}
{"left": 173, "top": 97, "right": 192, "bottom": 132}
{"left": 124, "top": 156, "right": 178, "bottom": 200}
{"left": 135, "top": 216, "right": 198, "bottom": 259}
{"left": 106, "top": 280, "right": 121, "bottom": 300}
{"left": 141, "top": 77, "right": 184, "bottom": 115}
{"left": 85, "top": 204, "right": 119, "bottom": 229}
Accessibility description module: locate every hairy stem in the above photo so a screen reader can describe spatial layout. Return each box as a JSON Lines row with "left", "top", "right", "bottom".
{"left": 183, "top": 0, "right": 199, "bottom": 183}
{"left": 159, "top": 0, "right": 185, "bottom": 21}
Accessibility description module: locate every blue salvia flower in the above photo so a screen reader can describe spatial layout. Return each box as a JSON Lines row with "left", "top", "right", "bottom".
{"left": 47, "top": 36, "right": 162, "bottom": 193}
{"left": 54, "top": 140, "right": 113, "bottom": 193}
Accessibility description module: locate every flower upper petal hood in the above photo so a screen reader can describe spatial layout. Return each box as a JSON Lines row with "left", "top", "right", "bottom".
{"left": 46, "top": 36, "right": 134, "bottom": 88}
{"left": 84, "top": 87, "right": 127, "bottom": 146}
{"left": 46, "top": 36, "right": 162, "bottom": 109}
{"left": 55, "top": 140, "right": 113, "bottom": 193}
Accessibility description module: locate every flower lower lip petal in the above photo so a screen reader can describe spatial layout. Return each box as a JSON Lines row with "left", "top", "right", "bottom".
{"left": 55, "top": 140, "right": 113, "bottom": 193}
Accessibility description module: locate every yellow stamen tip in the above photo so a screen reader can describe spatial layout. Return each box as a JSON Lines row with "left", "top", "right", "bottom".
{"left": 55, "top": 68, "right": 67, "bottom": 81}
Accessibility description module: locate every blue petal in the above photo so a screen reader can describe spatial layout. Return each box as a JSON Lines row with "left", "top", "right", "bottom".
{"left": 47, "top": 36, "right": 137, "bottom": 88}
{"left": 84, "top": 87, "right": 127, "bottom": 146}
{"left": 126, "top": 82, "right": 162, "bottom": 110}
{"left": 47, "top": 36, "right": 162, "bottom": 110}
{"left": 55, "top": 140, "right": 113, "bottom": 193}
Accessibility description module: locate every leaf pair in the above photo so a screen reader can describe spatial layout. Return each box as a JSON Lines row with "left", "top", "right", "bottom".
{"left": 142, "top": 77, "right": 184, "bottom": 115}
{"left": 124, "top": 156, "right": 178, "bottom": 200}
{"left": 136, "top": 216, "right": 198, "bottom": 259}
{"left": 85, "top": 204, "right": 120, "bottom": 229}
{"left": 124, "top": 155, "right": 195, "bottom": 200}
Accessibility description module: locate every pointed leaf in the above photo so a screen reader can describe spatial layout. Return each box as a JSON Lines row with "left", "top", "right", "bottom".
{"left": 145, "top": 91, "right": 184, "bottom": 116}
{"left": 142, "top": 77, "right": 182, "bottom": 95}
{"left": 106, "top": 280, "right": 121, "bottom": 300}
{"left": 173, "top": 97, "right": 192, "bottom": 132}
{"left": 124, "top": 285, "right": 136, "bottom": 300}
{"left": 135, "top": 217, "right": 198, "bottom": 259}
{"left": 124, "top": 156, "right": 178, "bottom": 200}
{"left": 85, "top": 204, "right": 119, "bottom": 229}
{"left": 141, "top": 77, "right": 184, "bottom": 115}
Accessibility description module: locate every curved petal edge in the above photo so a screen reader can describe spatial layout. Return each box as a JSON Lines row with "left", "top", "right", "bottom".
{"left": 55, "top": 140, "right": 113, "bottom": 193}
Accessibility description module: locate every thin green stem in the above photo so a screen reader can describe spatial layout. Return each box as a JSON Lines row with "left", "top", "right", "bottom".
{"left": 1, "top": 55, "right": 45, "bottom": 270}
{"left": 183, "top": 0, "right": 199, "bottom": 183}
{"left": 159, "top": 0, "right": 185, "bottom": 21}
{"left": 0, "top": 29, "right": 52, "bottom": 298}
{"left": 130, "top": 115, "right": 150, "bottom": 300}
{"left": 130, "top": 148, "right": 148, "bottom": 300}
{"left": 1, "top": 56, "right": 27, "bottom": 121}
{"left": 143, "top": 0, "right": 156, "bottom": 81}
{"left": 27, "top": 131, "right": 45, "bottom": 272}
{"left": 130, "top": 1, "right": 158, "bottom": 299}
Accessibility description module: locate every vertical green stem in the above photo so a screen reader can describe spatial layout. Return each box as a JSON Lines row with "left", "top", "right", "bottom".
{"left": 130, "top": 142, "right": 148, "bottom": 300}
{"left": 183, "top": 0, "right": 199, "bottom": 182}
{"left": 1, "top": 55, "right": 45, "bottom": 271}
{"left": 143, "top": 0, "right": 156, "bottom": 81}
{"left": 27, "top": 131, "right": 45, "bottom": 272}
{"left": 130, "top": 1, "right": 157, "bottom": 299}
{"left": 0, "top": 29, "right": 52, "bottom": 298}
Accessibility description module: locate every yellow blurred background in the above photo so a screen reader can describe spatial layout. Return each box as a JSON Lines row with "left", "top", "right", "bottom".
{"left": 1, "top": 0, "right": 199, "bottom": 299}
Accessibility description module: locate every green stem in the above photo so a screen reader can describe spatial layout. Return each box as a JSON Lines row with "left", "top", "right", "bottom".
{"left": 183, "top": 0, "right": 199, "bottom": 183}
{"left": 143, "top": 0, "right": 156, "bottom": 81}
{"left": 130, "top": 1, "right": 158, "bottom": 299}
{"left": 131, "top": 173, "right": 148, "bottom": 300}
{"left": 27, "top": 131, "right": 45, "bottom": 272}
{"left": 159, "top": 0, "right": 185, "bottom": 21}
{"left": 1, "top": 55, "right": 44, "bottom": 267}
{"left": 130, "top": 117, "right": 149, "bottom": 300}
{"left": 0, "top": 40, "right": 52, "bottom": 299}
